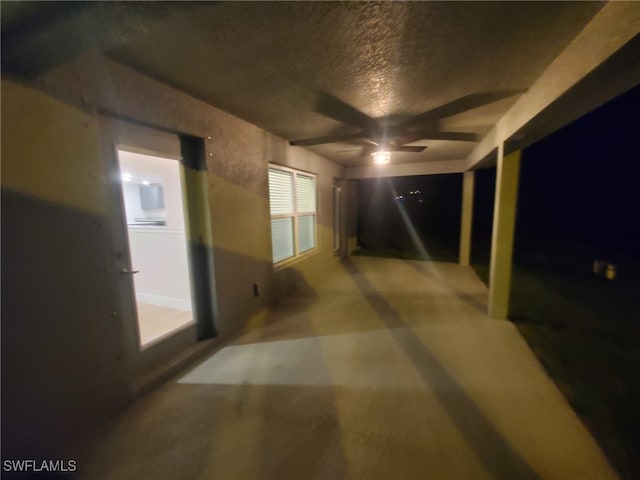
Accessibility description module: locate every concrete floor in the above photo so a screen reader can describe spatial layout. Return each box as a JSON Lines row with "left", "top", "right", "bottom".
{"left": 81, "top": 257, "right": 616, "bottom": 479}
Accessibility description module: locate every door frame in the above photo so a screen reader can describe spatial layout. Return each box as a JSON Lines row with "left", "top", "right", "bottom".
{"left": 333, "top": 178, "right": 347, "bottom": 257}
{"left": 98, "top": 116, "right": 216, "bottom": 382}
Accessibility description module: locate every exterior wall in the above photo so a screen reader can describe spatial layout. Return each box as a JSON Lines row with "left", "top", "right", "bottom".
{"left": 1, "top": 80, "right": 129, "bottom": 458}
{"left": 1, "top": 53, "right": 344, "bottom": 457}
{"left": 34, "top": 52, "right": 346, "bottom": 323}
{"left": 34, "top": 53, "right": 276, "bottom": 337}
{"left": 270, "top": 145, "right": 346, "bottom": 300}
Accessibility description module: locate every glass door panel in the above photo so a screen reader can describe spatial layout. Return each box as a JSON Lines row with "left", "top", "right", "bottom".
{"left": 117, "top": 148, "right": 195, "bottom": 348}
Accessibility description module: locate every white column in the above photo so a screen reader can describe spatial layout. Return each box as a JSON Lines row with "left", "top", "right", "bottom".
{"left": 459, "top": 171, "right": 475, "bottom": 266}
{"left": 488, "top": 146, "right": 521, "bottom": 319}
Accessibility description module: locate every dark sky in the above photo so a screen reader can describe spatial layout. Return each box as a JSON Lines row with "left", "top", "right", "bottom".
{"left": 518, "top": 84, "right": 640, "bottom": 254}
{"left": 358, "top": 84, "right": 640, "bottom": 258}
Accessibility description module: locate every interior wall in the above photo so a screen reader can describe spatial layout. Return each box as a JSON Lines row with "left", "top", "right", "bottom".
{"left": 128, "top": 227, "right": 193, "bottom": 311}
{"left": 2, "top": 52, "right": 345, "bottom": 457}
{"left": 119, "top": 151, "right": 193, "bottom": 311}
{"left": 118, "top": 150, "right": 186, "bottom": 227}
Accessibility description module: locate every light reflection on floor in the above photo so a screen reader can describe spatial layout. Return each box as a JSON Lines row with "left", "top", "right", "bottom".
{"left": 81, "top": 257, "right": 617, "bottom": 480}
{"left": 179, "top": 329, "right": 436, "bottom": 390}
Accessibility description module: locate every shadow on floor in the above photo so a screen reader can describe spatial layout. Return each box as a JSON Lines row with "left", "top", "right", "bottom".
{"left": 341, "top": 257, "right": 539, "bottom": 480}
{"left": 403, "top": 259, "right": 488, "bottom": 314}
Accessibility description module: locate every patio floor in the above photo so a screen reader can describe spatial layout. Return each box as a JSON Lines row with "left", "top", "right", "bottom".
{"left": 81, "top": 256, "right": 616, "bottom": 479}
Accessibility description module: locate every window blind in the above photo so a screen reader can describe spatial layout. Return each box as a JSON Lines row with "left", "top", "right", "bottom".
{"left": 271, "top": 217, "right": 294, "bottom": 263}
{"left": 268, "top": 165, "right": 317, "bottom": 264}
{"left": 269, "top": 168, "right": 294, "bottom": 215}
{"left": 298, "top": 215, "right": 315, "bottom": 253}
{"left": 296, "top": 174, "right": 316, "bottom": 213}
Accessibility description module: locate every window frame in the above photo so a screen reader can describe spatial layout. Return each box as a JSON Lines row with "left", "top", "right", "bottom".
{"left": 268, "top": 164, "right": 318, "bottom": 266}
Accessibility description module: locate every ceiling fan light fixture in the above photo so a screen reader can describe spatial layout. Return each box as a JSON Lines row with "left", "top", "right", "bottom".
{"left": 372, "top": 150, "right": 391, "bottom": 165}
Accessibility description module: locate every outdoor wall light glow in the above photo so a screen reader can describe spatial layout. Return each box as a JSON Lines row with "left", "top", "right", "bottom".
{"left": 372, "top": 150, "right": 391, "bottom": 165}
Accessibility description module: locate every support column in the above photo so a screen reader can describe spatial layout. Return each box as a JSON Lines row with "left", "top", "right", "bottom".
{"left": 488, "top": 146, "right": 521, "bottom": 319}
{"left": 459, "top": 171, "right": 475, "bottom": 266}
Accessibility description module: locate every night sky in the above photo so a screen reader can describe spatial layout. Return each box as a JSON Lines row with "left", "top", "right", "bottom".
{"left": 357, "top": 84, "right": 640, "bottom": 261}
{"left": 517, "top": 84, "right": 640, "bottom": 256}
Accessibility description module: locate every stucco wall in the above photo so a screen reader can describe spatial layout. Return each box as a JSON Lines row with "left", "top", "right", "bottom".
{"left": 1, "top": 80, "right": 130, "bottom": 458}
{"left": 2, "top": 53, "right": 345, "bottom": 457}
{"left": 270, "top": 141, "right": 346, "bottom": 299}
{"left": 35, "top": 52, "right": 346, "bottom": 325}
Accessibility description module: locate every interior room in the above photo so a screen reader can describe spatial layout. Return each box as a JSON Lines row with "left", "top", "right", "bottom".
{"left": 117, "top": 149, "right": 194, "bottom": 347}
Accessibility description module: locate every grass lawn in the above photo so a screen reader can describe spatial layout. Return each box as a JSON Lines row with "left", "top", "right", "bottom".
{"left": 356, "top": 227, "right": 461, "bottom": 263}
{"left": 473, "top": 255, "right": 640, "bottom": 479}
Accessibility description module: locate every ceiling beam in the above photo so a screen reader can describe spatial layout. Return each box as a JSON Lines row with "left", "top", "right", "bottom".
{"left": 345, "top": 159, "right": 467, "bottom": 179}
{"left": 466, "top": 2, "right": 640, "bottom": 169}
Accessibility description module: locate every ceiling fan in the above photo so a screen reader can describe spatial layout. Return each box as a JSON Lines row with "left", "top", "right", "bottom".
{"left": 290, "top": 90, "right": 525, "bottom": 158}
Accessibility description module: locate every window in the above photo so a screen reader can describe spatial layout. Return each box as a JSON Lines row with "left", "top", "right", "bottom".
{"left": 268, "top": 165, "right": 317, "bottom": 264}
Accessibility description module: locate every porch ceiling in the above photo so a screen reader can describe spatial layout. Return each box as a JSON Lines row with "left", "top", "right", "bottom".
{"left": 3, "top": 2, "right": 638, "bottom": 171}
{"left": 107, "top": 2, "right": 603, "bottom": 167}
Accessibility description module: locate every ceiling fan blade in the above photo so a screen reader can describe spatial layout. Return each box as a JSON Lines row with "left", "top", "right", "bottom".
{"left": 407, "top": 131, "right": 482, "bottom": 142}
{"left": 360, "top": 144, "right": 377, "bottom": 157}
{"left": 317, "top": 92, "right": 378, "bottom": 134}
{"left": 404, "top": 89, "right": 526, "bottom": 127}
{"left": 360, "top": 144, "right": 426, "bottom": 156}
{"left": 290, "top": 132, "right": 364, "bottom": 147}
{"left": 391, "top": 145, "right": 426, "bottom": 153}
{"left": 391, "top": 133, "right": 426, "bottom": 146}
{"left": 335, "top": 148, "right": 361, "bottom": 154}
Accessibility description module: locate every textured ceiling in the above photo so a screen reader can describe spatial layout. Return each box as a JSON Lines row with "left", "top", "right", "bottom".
{"left": 98, "top": 3, "right": 606, "bottom": 165}
{"left": 108, "top": 2, "right": 605, "bottom": 166}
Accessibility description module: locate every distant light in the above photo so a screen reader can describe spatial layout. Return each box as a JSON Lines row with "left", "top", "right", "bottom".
{"left": 142, "top": 181, "right": 150, "bottom": 186}
{"left": 372, "top": 150, "right": 391, "bottom": 165}
{"left": 122, "top": 173, "right": 134, "bottom": 182}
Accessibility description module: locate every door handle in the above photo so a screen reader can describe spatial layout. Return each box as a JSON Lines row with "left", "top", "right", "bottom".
{"left": 120, "top": 268, "right": 140, "bottom": 275}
